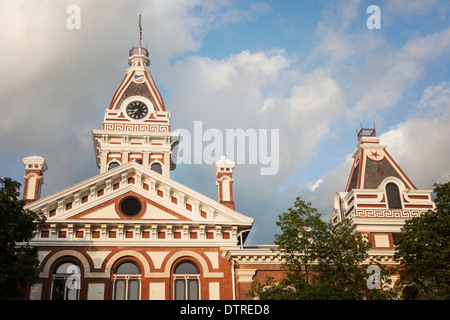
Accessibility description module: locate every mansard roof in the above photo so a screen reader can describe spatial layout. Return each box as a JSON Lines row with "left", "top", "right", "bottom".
{"left": 345, "top": 135, "right": 416, "bottom": 192}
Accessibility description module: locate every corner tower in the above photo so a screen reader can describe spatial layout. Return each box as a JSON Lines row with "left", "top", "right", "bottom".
{"left": 330, "top": 125, "right": 435, "bottom": 254}
{"left": 92, "top": 20, "right": 178, "bottom": 177}
{"left": 215, "top": 155, "right": 236, "bottom": 210}
{"left": 22, "top": 156, "right": 48, "bottom": 205}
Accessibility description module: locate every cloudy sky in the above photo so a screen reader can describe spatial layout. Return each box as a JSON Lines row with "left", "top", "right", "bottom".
{"left": 1, "top": 0, "right": 449, "bottom": 244}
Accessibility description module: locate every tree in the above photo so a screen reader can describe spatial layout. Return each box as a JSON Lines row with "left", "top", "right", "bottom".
{"left": 0, "top": 177, "right": 46, "bottom": 299}
{"left": 247, "top": 197, "right": 394, "bottom": 300}
{"left": 394, "top": 180, "right": 450, "bottom": 300}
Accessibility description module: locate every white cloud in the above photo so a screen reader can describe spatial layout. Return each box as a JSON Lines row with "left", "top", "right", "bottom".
{"left": 350, "top": 28, "right": 449, "bottom": 115}
{"left": 261, "top": 69, "right": 345, "bottom": 179}
{"left": 385, "top": 0, "right": 439, "bottom": 15}
{"left": 165, "top": 48, "right": 291, "bottom": 131}
{"left": 307, "top": 178, "right": 323, "bottom": 192}
{"left": 417, "top": 81, "right": 450, "bottom": 116}
{"left": 379, "top": 82, "right": 450, "bottom": 188}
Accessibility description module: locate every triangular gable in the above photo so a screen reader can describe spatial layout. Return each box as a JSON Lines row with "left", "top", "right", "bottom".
{"left": 68, "top": 190, "right": 191, "bottom": 221}
{"left": 25, "top": 162, "right": 254, "bottom": 226}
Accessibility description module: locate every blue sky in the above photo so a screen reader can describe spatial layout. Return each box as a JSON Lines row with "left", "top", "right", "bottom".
{"left": 0, "top": 0, "right": 449, "bottom": 244}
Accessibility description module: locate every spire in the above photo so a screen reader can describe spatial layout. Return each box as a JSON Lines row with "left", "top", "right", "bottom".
{"left": 128, "top": 14, "right": 149, "bottom": 66}
{"left": 108, "top": 15, "right": 166, "bottom": 112}
{"left": 139, "top": 14, "right": 142, "bottom": 48}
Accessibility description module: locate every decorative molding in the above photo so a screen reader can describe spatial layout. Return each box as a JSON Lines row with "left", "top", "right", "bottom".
{"left": 352, "top": 209, "right": 425, "bottom": 219}
{"left": 235, "top": 269, "right": 257, "bottom": 283}
{"left": 103, "top": 123, "right": 170, "bottom": 132}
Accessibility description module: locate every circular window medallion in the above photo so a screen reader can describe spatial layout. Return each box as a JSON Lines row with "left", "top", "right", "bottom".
{"left": 119, "top": 196, "right": 142, "bottom": 217}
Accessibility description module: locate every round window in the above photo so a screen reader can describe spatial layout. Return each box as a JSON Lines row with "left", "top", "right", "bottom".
{"left": 119, "top": 196, "right": 142, "bottom": 217}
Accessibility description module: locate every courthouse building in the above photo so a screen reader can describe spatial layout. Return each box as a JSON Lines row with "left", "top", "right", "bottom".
{"left": 21, "top": 35, "right": 434, "bottom": 300}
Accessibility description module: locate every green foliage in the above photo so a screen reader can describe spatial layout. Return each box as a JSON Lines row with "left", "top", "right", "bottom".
{"left": 247, "top": 197, "right": 395, "bottom": 300}
{"left": 0, "top": 177, "right": 46, "bottom": 299}
{"left": 394, "top": 181, "right": 450, "bottom": 300}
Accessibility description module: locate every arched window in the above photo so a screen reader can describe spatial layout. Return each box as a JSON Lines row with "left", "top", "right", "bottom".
{"left": 386, "top": 182, "right": 402, "bottom": 209}
{"left": 173, "top": 261, "right": 200, "bottom": 300}
{"left": 108, "top": 161, "right": 120, "bottom": 170}
{"left": 151, "top": 162, "right": 162, "bottom": 174}
{"left": 113, "top": 261, "right": 141, "bottom": 300}
{"left": 51, "top": 261, "right": 81, "bottom": 300}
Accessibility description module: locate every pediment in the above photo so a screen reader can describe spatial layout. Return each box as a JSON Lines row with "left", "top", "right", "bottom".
{"left": 25, "top": 162, "right": 254, "bottom": 227}
{"left": 68, "top": 190, "right": 191, "bottom": 222}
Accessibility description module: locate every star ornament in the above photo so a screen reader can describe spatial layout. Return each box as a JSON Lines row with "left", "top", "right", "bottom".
{"left": 370, "top": 151, "right": 380, "bottom": 159}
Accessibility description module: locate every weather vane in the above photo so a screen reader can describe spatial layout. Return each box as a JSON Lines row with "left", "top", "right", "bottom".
{"left": 139, "top": 14, "right": 142, "bottom": 47}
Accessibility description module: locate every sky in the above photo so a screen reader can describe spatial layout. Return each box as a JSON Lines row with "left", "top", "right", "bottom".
{"left": 0, "top": 0, "right": 449, "bottom": 245}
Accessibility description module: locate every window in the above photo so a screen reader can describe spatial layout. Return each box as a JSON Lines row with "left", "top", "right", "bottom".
{"left": 173, "top": 261, "right": 200, "bottom": 300}
{"left": 392, "top": 233, "right": 402, "bottom": 246}
{"left": 113, "top": 261, "right": 141, "bottom": 300}
{"left": 51, "top": 261, "right": 81, "bottom": 300}
{"left": 386, "top": 182, "right": 402, "bottom": 209}
{"left": 119, "top": 196, "right": 142, "bottom": 217}
{"left": 108, "top": 161, "right": 120, "bottom": 170}
{"left": 151, "top": 162, "right": 162, "bottom": 174}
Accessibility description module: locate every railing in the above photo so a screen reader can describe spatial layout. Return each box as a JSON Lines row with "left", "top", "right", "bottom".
{"left": 357, "top": 127, "right": 376, "bottom": 141}
{"left": 129, "top": 46, "right": 149, "bottom": 57}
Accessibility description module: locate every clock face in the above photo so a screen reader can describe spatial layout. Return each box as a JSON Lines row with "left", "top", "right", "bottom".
{"left": 126, "top": 101, "right": 148, "bottom": 119}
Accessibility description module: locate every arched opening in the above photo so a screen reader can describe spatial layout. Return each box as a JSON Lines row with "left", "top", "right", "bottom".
{"left": 51, "top": 261, "right": 81, "bottom": 300}
{"left": 150, "top": 162, "right": 163, "bottom": 174}
{"left": 173, "top": 261, "right": 200, "bottom": 300}
{"left": 386, "top": 182, "right": 402, "bottom": 209}
{"left": 108, "top": 161, "right": 120, "bottom": 170}
{"left": 112, "top": 260, "right": 141, "bottom": 300}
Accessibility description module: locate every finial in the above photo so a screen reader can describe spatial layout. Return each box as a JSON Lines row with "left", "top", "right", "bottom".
{"left": 139, "top": 14, "right": 142, "bottom": 48}
{"left": 128, "top": 15, "right": 149, "bottom": 59}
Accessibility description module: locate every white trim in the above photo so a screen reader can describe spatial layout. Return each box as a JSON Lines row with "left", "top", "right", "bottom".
{"left": 380, "top": 177, "right": 405, "bottom": 209}
{"left": 104, "top": 250, "right": 152, "bottom": 277}
{"left": 378, "top": 176, "right": 407, "bottom": 193}
{"left": 120, "top": 96, "right": 155, "bottom": 122}
{"left": 149, "top": 160, "right": 164, "bottom": 174}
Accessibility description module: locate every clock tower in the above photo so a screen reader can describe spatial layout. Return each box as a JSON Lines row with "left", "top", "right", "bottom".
{"left": 92, "top": 33, "right": 179, "bottom": 177}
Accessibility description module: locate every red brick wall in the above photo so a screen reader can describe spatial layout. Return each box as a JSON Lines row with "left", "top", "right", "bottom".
{"left": 33, "top": 245, "right": 237, "bottom": 300}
